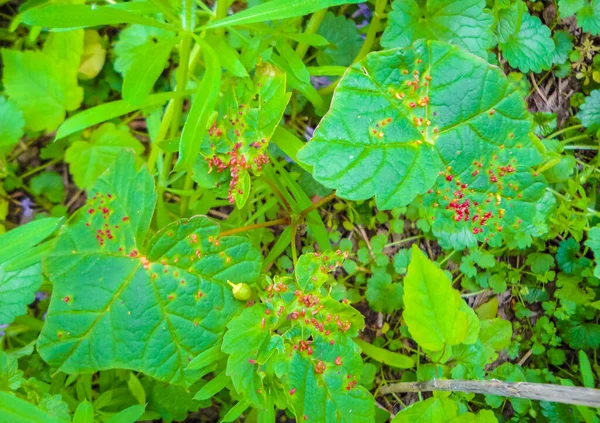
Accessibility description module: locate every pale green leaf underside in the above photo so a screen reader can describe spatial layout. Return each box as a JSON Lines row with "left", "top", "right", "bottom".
{"left": 37, "top": 154, "right": 261, "bottom": 385}
{"left": 298, "top": 40, "right": 533, "bottom": 210}
{"left": 403, "top": 246, "right": 479, "bottom": 351}
{"left": 381, "top": 0, "right": 494, "bottom": 58}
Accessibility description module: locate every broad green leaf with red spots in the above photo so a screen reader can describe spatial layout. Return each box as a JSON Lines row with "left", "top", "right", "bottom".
{"left": 381, "top": 0, "right": 495, "bottom": 58}
{"left": 221, "top": 251, "right": 375, "bottom": 422}
{"left": 404, "top": 246, "right": 479, "bottom": 352}
{"left": 37, "top": 153, "right": 261, "bottom": 385}
{"left": 198, "top": 63, "right": 291, "bottom": 206}
{"left": 298, "top": 40, "right": 551, "bottom": 247}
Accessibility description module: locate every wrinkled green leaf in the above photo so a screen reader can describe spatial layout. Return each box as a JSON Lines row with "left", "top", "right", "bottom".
{"left": 298, "top": 40, "right": 545, "bottom": 229}
{"left": 496, "top": 2, "right": 554, "bottom": 73}
{"left": 37, "top": 153, "right": 261, "bottom": 385}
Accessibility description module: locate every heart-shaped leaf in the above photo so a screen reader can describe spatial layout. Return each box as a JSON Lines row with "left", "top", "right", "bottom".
{"left": 37, "top": 153, "right": 261, "bottom": 385}
{"left": 298, "top": 41, "right": 549, "bottom": 246}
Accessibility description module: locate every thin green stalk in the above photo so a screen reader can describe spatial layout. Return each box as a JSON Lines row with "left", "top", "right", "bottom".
{"left": 547, "top": 124, "right": 583, "bottom": 139}
{"left": 563, "top": 144, "right": 598, "bottom": 151}
{"left": 297, "top": 192, "right": 337, "bottom": 220}
{"left": 218, "top": 217, "right": 291, "bottom": 237}
{"left": 147, "top": 101, "right": 176, "bottom": 174}
{"left": 353, "top": 0, "right": 386, "bottom": 64}
{"left": 295, "top": 8, "right": 328, "bottom": 60}
{"left": 560, "top": 135, "right": 592, "bottom": 145}
{"left": 385, "top": 235, "right": 423, "bottom": 248}
{"left": 20, "top": 158, "right": 61, "bottom": 179}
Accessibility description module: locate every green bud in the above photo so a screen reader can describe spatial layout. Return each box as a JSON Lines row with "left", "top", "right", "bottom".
{"left": 228, "top": 281, "right": 252, "bottom": 301}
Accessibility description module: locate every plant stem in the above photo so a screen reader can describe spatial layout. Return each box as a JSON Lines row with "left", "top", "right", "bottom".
{"left": 147, "top": 101, "right": 176, "bottom": 174}
{"left": 215, "top": 0, "right": 228, "bottom": 35}
{"left": 295, "top": 8, "right": 328, "bottom": 60}
{"left": 20, "top": 158, "right": 61, "bottom": 179}
{"left": 547, "top": 124, "right": 583, "bottom": 139}
{"left": 386, "top": 234, "right": 423, "bottom": 248}
{"left": 461, "top": 288, "right": 491, "bottom": 298}
{"left": 298, "top": 192, "right": 337, "bottom": 220}
{"left": 560, "top": 135, "right": 591, "bottom": 145}
{"left": 563, "top": 144, "right": 598, "bottom": 150}
{"left": 218, "top": 217, "right": 291, "bottom": 238}
{"left": 353, "top": 0, "right": 386, "bottom": 64}
{"left": 378, "top": 379, "right": 600, "bottom": 408}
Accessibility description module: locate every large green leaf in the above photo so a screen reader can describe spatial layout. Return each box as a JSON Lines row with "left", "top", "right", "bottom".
{"left": 381, "top": 0, "right": 494, "bottom": 58}
{"left": 298, "top": 41, "right": 543, "bottom": 216}
{"left": 403, "top": 245, "right": 479, "bottom": 351}
{"left": 37, "top": 153, "right": 261, "bottom": 385}
{"left": 222, "top": 251, "right": 375, "bottom": 422}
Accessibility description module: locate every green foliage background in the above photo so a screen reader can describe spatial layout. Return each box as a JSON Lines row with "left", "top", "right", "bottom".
{"left": 1, "top": 0, "right": 600, "bottom": 422}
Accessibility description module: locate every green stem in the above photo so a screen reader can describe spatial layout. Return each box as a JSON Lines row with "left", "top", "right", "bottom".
{"left": 547, "top": 124, "right": 583, "bottom": 139}
{"left": 297, "top": 192, "right": 337, "bottom": 220}
{"left": 215, "top": 0, "right": 228, "bottom": 35}
{"left": 295, "top": 8, "right": 328, "bottom": 60}
{"left": 20, "top": 158, "right": 61, "bottom": 179}
{"left": 461, "top": 288, "right": 491, "bottom": 298}
{"left": 353, "top": 0, "right": 386, "bottom": 64}
{"left": 560, "top": 134, "right": 591, "bottom": 145}
{"left": 385, "top": 234, "right": 423, "bottom": 248}
{"left": 563, "top": 144, "right": 598, "bottom": 150}
{"left": 147, "top": 101, "right": 176, "bottom": 174}
{"left": 218, "top": 217, "right": 291, "bottom": 238}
